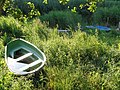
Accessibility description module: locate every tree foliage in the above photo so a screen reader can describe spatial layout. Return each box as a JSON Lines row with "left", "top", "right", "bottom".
{"left": 2, "top": 0, "right": 40, "bottom": 22}
{"left": 43, "top": 0, "right": 104, "bottom": 12}
{"left": 0, "top": 0, "right": 104, "bottom": 16}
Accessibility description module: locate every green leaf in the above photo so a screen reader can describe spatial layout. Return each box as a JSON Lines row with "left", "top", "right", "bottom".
{"left": 71, "top": 7, "right": 77, "bottom": 13}
{"left": 43, "top": 0, "right": 48, "bottom": 4}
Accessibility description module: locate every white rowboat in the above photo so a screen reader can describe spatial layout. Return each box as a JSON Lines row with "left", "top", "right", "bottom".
{"left": 5, "top": 39, "right": 46, "bottom": 75}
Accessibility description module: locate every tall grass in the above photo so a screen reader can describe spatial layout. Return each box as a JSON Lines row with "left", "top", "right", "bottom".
{"left": 0, "top": 16, "right": 120, "bottom": 90}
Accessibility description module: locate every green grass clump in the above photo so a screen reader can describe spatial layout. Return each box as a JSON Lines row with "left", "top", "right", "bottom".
{"left": 0, "top": 16, "right": 22, "bottom": 36}
{"left": 0, "top": 16, "right": 120, "bottom": 90}
{"left": 0, "top": 16, "right": 23, "bottom": 45}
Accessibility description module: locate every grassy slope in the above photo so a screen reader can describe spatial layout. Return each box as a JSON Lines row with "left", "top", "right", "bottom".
{"left": 0, "top": 17, "right": 120, "bottom": 90}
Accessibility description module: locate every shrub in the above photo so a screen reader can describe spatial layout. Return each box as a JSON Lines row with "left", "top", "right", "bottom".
{"left": 0, "top": 16, "right": 22, "bottom": 36}
{"left": 23, "top": 19, "right": 50, "bottom": 44}
{"left": 0, "top": 16, "right": 23, "bottom": 45}
{"left": 40, "top": 11, "right": 82, "bottom": 29}
{"left": 0, "top": 16, "right": 49, "bottom": 45}
{"left": 42, "top": 30, "right": 120, "bottom": 89}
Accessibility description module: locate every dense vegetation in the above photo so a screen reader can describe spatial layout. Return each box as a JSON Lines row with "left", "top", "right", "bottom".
{"left": 6, "top": 0, "right": 120, "bottom": 28}
{"left": 0, "top": 0, "right": 120, "bottom": 90}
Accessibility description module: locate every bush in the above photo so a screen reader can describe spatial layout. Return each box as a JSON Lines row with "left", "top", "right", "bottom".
{"left": 40, "top": 11, "right": 82, "bottom": 29}
{"left": 42, "top": 30, "right": 120, "bottom": 89}
{"left": 23, "top": 19, "right": 50, "bottom": 47}
{"left": 0, "top": 16, "right": 50, "bottom": 45}
{"left": 0, "top": 16, "right": 22, "bottom": 36}
{"left": 0, "top": 16, "right": 23, "bottom": 45}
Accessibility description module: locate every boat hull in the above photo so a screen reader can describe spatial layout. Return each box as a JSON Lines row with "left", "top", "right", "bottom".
{"left": 5, "top": 39, "right": 46, "bottom": 75}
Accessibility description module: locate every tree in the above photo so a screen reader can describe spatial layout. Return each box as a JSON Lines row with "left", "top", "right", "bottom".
{"left": 0, "top": 0, "right": 6, "bottom": 15}
{"left": 43, "top": 0, "right": 104, "bottom": 12}
{"left": 0, "top": 0, "right": 104, "bottom": 20}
